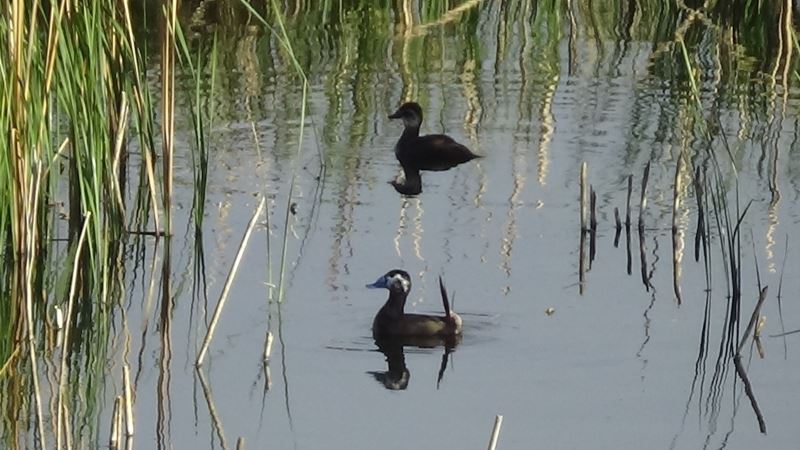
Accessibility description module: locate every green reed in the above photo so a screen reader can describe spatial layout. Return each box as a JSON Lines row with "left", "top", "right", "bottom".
{"left": 1, "top": 0, "right": 160, "bottom": 446}
{"left": 175, "top": 24, "right": 218, "bottom": 234}
{"left": 0, "top": 0, "right": 795, "bottom": 446}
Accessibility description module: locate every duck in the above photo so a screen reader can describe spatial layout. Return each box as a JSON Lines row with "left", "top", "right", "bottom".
{"left": 366, "top": 269, "right": 463, "bottom": 337}
{"left": 387, "top": 102, "right": 480, "bottom": 195}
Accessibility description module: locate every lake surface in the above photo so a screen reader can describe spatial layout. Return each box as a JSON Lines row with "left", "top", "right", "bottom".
{"left": 69, "top": 2, "right": 800, "bottom": 449}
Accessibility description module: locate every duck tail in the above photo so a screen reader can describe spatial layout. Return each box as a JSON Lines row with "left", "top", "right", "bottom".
{"left": 439, "top": 276, "right": 452, "bottom": 317}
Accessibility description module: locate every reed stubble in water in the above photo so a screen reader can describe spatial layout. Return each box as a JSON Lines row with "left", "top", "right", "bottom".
{"left": 487, "top": 415, "right": 503, "bottom": 450}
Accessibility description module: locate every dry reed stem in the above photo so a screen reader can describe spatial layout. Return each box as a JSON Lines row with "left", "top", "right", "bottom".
{"left": 109, "top": 396, "right": 122, "bottom": 449}
{"left": 196, "top": 367, "right": 229, "bottom": 447}
{"left": 0, "top": 347, "right": 21, "bottom": 377}
{"left": 197, "top": 198, "right": 266, "bottom": 366}
{"left": 487, "top": 414, "right": 503, "bottom": 450}
{"left": 111, "top": 93, "right": 130, "bottom": 214}
{"left": 62, "top": 402, "right": 72, "bottom": 450}
{"left": 25, "top": 161, "right": 46, "bottom": 450}
{"left": 264, "top": 364, "right": 272, "bottom": 391}
{"left": 121, "top": 0, "right": 161, "bottom": 233}
{"left": 263, "top": 331, "right": 274, "bottom": 362}
{"left": 141, "top": 142, "right": 162, "bottom": 234}
{"left": 732, "top": 286, "right": 770, "bottom": 433}
{"left": 57, "top": 212, "right": 92, "bottom": 450}
{"left": 123, "top": 364, "right": 134, "bottom": 436}
{"left": 738, "top": 286, "right": 769, "bottom": 355}
{"left": 161, "top": 0, "right": 177, "bottom": 235}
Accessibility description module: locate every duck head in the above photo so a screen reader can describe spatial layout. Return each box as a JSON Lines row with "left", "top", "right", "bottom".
{"left": 366, "top": 269, "right": 411, "bottom": 294}
{"left": 388, "top": 102, "right": 423, "bottom": 129}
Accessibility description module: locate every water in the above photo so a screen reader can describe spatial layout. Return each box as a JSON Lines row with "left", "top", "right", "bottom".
{"left": 103, "top": 3, "right": 800, "bottom": 449}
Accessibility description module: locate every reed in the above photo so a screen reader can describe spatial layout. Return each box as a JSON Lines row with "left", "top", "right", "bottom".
{"left": 175, "top": 23, "right": 218, "bottom": 233}
{"left": 197, "top": 198, "right": 266, "bottom": 366}
{"left": 0, "top": 0, "right": 795, "bottom": 446}
{"left": 487, "top": 415, "right": 503, "bottom": 450}
{"left": 161, "top": 0, "right": 178, "bottom": 236}
{"left": 238, "top": 0, "right": 313, "bottom": 303}
{"left": 2, "top": 1, "right": 161, "bottom": 445}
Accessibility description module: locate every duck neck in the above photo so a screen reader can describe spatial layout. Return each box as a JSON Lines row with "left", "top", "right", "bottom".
{"left": 399, "top": 125, "right": 420, "bottom": 142}
{"left": 378, "top": 289, "right": 407, "bottom": 318}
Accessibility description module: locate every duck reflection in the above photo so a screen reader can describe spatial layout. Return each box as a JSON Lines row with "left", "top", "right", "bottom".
{"left": 390, "top": 167, "right": 422, "bottom": 196}
{"left": 369, "top": 335, "right": 460, "bottom": 390}
{"left": 388, "top": 102, "right": 481, "bottom": 196}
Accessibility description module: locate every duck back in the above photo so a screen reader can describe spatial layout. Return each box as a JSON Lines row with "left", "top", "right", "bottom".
{"left": 397, "top": 134, "right": 480, "bottom": 171}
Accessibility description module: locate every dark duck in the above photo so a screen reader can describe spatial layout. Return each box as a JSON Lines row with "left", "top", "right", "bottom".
{"left": 366, "top": 269, "right": 463, "bottom": 337}
{"left": 388, "top": 102, "right": 481, "bottom": 195}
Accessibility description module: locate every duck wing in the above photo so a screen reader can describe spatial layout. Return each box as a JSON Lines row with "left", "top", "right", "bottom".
{"left": 401, "top": 134, "right": 480, "bottom": 171}
{"left": 392, "top": 314, "right": 452, "bottom": 336}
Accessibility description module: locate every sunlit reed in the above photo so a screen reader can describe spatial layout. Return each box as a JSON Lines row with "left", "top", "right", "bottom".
{"left": 487, "top": 414, "right": 503, "bottom": 450}
{"left": 197, "top": 198, "right": 266, "bottom": 366}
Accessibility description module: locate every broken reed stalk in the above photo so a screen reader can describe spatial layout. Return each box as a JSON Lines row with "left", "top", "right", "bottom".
{"left": 123, "top": 364, "right": 134, "bottom": 436}
{"left": 614, "top": 207, "right": 621, "bottom": 231}
{"left": 109, "top": 396, "right": 122, "bottom": 449}
{"left": 487, "top": 415, "right": 503, "bottom": 450}
{"left": 263, "top": 331, "right": 274, "bottom": 362}
{"left": 57, "top": 213, "right": 92, "bottom": 450}
{"left": 116, "top": 395, "right": 124, "bottom": 447}
{"left": 733, "top": 353, "right": 767, "bottom": 433}
{"left": 264, "top": 364, "right": 273, "bottom": 391}
{"left": 731, "top": 286, "right": 769, "bottom": 433}
{"left": 638, "top": 161, "right": 650, "bottom": 230}
{"left": 625, "top": 174, "right": 633, "bottom": 227}
{"left": 196, "top": 367, "right": 229, "bottom": 447}
{"left": 737, "top": 286, "right": 769, "bottom": 356}
{"left": 580, "top": 162, "right": 588, "bottom": 231}
{"left": 197, "top": 198, "right": 266, "bottom": 366}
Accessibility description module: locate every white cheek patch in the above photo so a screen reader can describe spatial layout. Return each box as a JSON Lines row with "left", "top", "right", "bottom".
{"left": 390, "top": 274, "right": 410, "bottom": 292}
